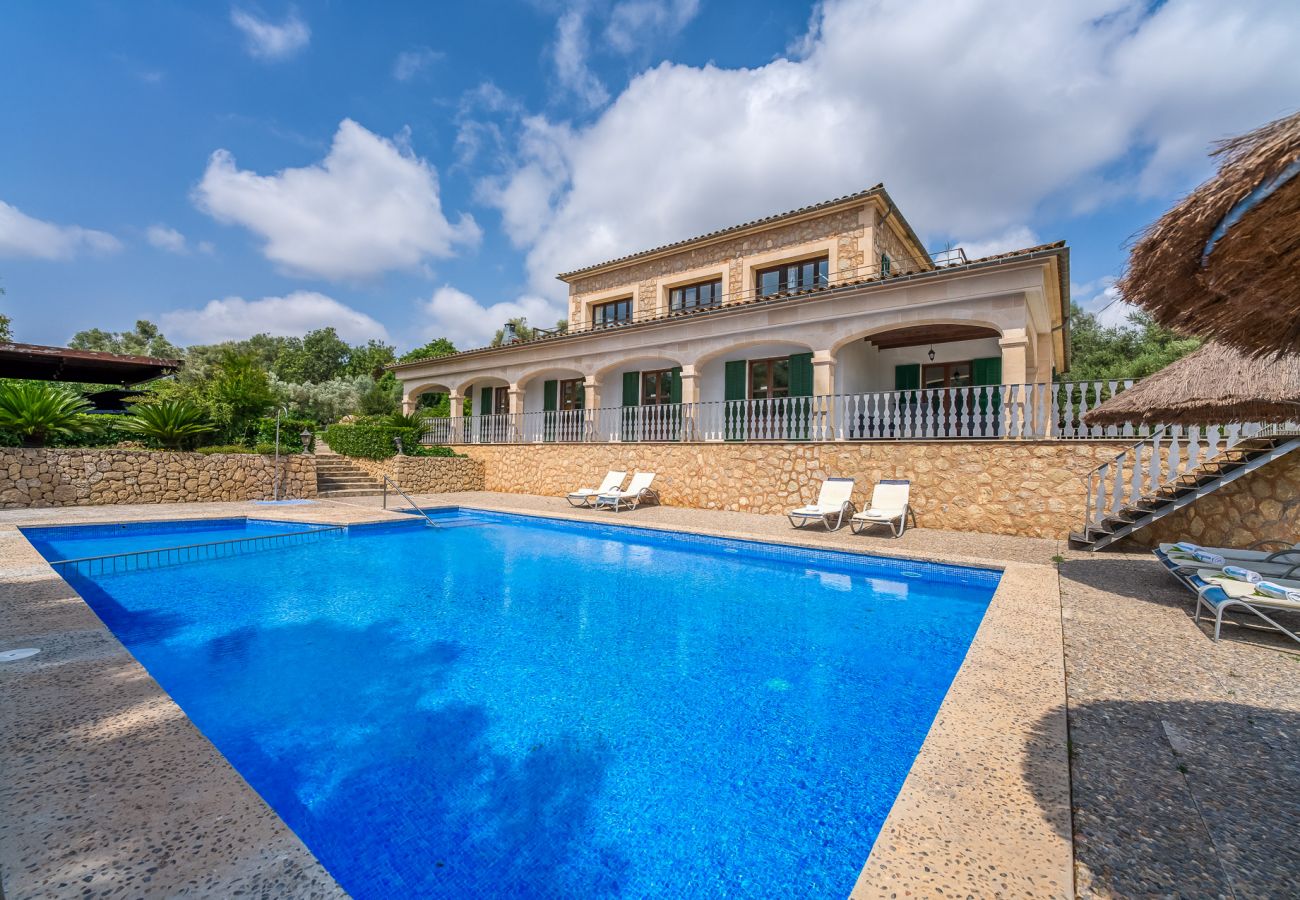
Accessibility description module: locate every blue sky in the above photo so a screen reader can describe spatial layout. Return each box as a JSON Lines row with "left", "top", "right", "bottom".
{"left": 2, "top": 0, "right": 1298, "bottom": 353}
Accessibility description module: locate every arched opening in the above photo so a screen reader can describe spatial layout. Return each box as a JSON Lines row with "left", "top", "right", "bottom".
{"left": 692, "top": 340, "right": 817, "bottom": 441}
{"left": 517, "top": 367, "right": 588, "bottom": 442}
{"left": 833, "top": 323, "right": 1005, "bottom": 439}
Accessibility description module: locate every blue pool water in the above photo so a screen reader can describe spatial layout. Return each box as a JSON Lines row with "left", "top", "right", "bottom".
{"left": 23, "top": 517, "right": 330, "bottom": 560}
{"left": 26, "top": 509, "right": 998, "bottom": 898}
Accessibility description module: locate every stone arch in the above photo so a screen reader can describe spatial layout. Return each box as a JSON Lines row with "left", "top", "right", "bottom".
{"left": 688, "top": 337, "right": 818, "bottom": 371}
{"left": 827, "top": 318, "right": 1006, "bottom": 357}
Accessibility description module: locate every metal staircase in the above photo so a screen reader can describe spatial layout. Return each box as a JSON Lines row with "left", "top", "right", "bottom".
{"left": 1070, "top": 424, "right": 1300, "bottom": 551}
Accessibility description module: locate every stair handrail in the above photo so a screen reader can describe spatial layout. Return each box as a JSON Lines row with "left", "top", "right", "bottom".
{"left": 381, "top": 475, "right": 440, "bottom": 527}
{"left": 1080, "top": 426, "right": 1170, "bottom": 534}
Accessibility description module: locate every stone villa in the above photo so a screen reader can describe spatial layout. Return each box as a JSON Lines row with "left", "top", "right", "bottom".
{"left": 391, "top": 186, "right": 1072, "bottom": 444}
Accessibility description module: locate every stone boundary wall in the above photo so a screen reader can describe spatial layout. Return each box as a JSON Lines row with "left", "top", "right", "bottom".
{"left": 344, "top": 455, "right": 486, "bottom": 494}
{"left": 1127, "top": 453, "right": 1300, "bottom": 550}
{"left": 460, "top": 441, "right": 1130, "bottom": 539}
{"left": 0, "top": 448, "right": 316, "bottom": 508}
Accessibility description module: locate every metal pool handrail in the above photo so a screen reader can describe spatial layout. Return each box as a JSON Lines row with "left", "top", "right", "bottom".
{"left": 381, "top": 475, "right": 440, "bottom": 527}
{"left": 50, "top": 525, "right": 346, "bottom": 578}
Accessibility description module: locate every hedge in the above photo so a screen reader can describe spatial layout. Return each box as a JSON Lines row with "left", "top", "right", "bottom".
{"left": 255, "top": 417, "right": 316, "bottom": 453}
{"left": 323, "top": 423, "right": 424, "bottom": 460}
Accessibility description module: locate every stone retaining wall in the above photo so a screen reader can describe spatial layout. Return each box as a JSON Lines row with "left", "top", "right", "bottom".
{"left": 344, "top": 455, "right": 485, "bottom": 494}
{"left": 0, "top": 448, "right": 316, "bottom": 508}
{"left": 1127, "top": 453, "right": 1300, "bottom": 550}
{"left": 460, "top": 441, "right": 1128, "bottom": 539}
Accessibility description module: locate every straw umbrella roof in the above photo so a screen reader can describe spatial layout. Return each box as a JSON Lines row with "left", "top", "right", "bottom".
{"left": 1083, "top": 342, "right": 1300, "bottom": 426}
{"left": 1118, "top": 111, "right": 1300, "bottom": 357}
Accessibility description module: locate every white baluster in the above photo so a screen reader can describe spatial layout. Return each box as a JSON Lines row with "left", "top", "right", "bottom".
{"left": 1110, "top": 454, "right": 1125, "bottom": 515}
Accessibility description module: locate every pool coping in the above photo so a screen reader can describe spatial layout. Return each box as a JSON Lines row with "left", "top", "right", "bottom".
{"left": 0, "top": 499, "right": 1072, "bottom": 899}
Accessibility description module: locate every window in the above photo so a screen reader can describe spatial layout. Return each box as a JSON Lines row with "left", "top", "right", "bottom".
{"left": 489, "top": 386, "right": 509, "bottom": 415}
{"left": 558, "top": 377, "right": 585, "bottom": 410}
{"left": 749, "top": 356, "right": 791, "bottom": 400}
{"left": 592, "top": 297, "right": 633, "bottom": 328}
{"left": 881, "top": 252, "right": 891, "bottom": 277}
{"left": 669, "top": 278, "right": 723, "bottom": 312}
{"left": 755, "top": 256, "right": 829, "bottom": 297}
{"left": 641, "top": 369, "right": 676, "bottom": 405}
{"left": 922, "top": 361, "right": 973, "bottom": 389}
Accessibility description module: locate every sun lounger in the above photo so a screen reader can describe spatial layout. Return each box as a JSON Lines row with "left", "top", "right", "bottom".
{"left": 1156, "top": 547, "right": 1300, "bottom": 582}
{"left": 595, "top": 472, "right": 658, "bottom": 512}
{"left": 1157, "top": 541, "right": 1300, "bottom": 563}
{"left": 1191, "top": 568, "right": 1300, "bottom": 646}
{"left": 849, "top": 480, "right": 915, "bottom": 537}
{"left": 787, "top": 478, "right": 856, "bottom": 530}
{"left": 567, "top": 471, "right": 627, "bottom": 507}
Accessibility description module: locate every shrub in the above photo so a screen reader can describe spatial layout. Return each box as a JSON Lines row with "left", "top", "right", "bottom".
{"left": 119, "top": 400, "right": 214, "bottom": 449}
{"left": 0, "top": 382, "right": 95, "bottom": 447}
{"left": 255, "top": 416, "right": 316, "bottom": 453}
{"left": 195, "top": 444, "right": 255, "bottom": 455}
{"left": 323, "top": 422, "right": 424, "bottom": 459}
{"left": 408, "top": 444, "right": 462, "bottom": 458}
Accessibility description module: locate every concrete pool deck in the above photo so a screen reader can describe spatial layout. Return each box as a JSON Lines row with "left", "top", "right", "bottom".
{"left": 2, "top": 493, "right": 1295, "bottom": 897}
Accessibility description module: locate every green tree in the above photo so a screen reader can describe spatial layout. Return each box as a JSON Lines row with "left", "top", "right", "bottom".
{"left": 206, "top": 350, "right": 275, "bottom": 443}
{"left": 358, "top": 372, "right": 401, "bottom": 415}
{"left": 398, "top": 337, "right": 457, "bottom": 363}
{"left": 490, "top": 318, "right": 534, "bottom": 347}
{"left": 272, "top": 327, "right": 351, "bottom": 384}
{"left": 1063, "top": 303, "right": 1201, "bottom": 382}
{"left": 69, "top": 320, "right": 180, "bottom": 358}
{"left": 345, "top": 339, "right": 397, "bottom": 378}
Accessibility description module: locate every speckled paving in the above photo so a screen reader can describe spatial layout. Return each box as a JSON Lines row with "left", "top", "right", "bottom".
{"left": 5, "top": 491, "right": 1286, "bottom": 898}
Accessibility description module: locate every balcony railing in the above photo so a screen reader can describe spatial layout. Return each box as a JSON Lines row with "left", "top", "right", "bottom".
{"left": 420, "top": 380, "right": 1177, "bottom": 445}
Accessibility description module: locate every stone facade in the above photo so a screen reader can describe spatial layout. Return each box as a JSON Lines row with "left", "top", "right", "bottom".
{"left": 0, "top": 448, "right": 316, "bottom": 508}
{"left": 1126, "top": 453, "right": 1300, "bottom": 550}
{"left": 460, "top": 441, "right": 1128, "bottom": 539}
{"left": 343, "top": 455, "right": 486, "bottom": 494}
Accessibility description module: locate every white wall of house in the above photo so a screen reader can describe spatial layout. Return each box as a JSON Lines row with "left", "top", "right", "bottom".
{"left": 698, "top": 341, "right": 814, "bottom": 403}
{"left": 599, "top": 358, "right": 685, "bottom": 406}
{"left": 841, "top": 337, "right": 1004, "bottom": 392}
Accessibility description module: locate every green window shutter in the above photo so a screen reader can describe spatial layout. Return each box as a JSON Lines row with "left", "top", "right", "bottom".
{"left": 894, "top": 364, "right": 920, "bottom": 390}
{"left": 724, "top": 360, "right": 747, "bottom": 400}
{"left": 480, "top": 386, "right": 492, "bottom": 415}
{"left": 789, "top": 352, "right": 813, "bottom": 397}
{"left": 543, "top": 380, "right": 558, "bottom": 411}
{"left": 668, "top": 367, "right": 682, "bottom": 404}
{"left": 881, "top": 253, "right": 891, "bottom": 276}
{"left": 622, "top": 371, "right": 640, "bottom": 406}
{"left": 972, "top": 357, "right": 1002, "bottom": 385}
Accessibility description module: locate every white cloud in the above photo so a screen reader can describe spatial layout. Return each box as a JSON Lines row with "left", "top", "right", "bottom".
{"left": 193, "top": 118, "right": 479, "bottom": 279}
{"left": 230, "top": 7, "right": 310, "bottom": 61}
{"left": 146, "top": 224, "right": 189, "bottom": 254}
{"left": 553, "top": 9, "right": 609, "bottom": 110}
{"left": 483, "top": 0, "right": 1300, "bottom": 300}
{"left": 956, "top": 227, "right": 1042, "bottom": 261}
{"left": 392, "top": 47, "right": 443, "bottom": 81}
{"left": 0, "top": 200, "right": 121, "bottom": 260}
{"left": 161, "top": 291, "right": 389, "bottom": 344}
{"left": 605, "top": 0, "right": 700, "bottom": 53}
{"left": 1074, "top": 277, "right": 1137, "bottom": 329}
{"left": 416, "top": 285, "right": 566, "bottom": 350}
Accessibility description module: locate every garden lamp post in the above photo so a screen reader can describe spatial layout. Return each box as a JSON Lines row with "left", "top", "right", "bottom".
{"left": 300, "top": 427, "right": 313, "bottom": 453}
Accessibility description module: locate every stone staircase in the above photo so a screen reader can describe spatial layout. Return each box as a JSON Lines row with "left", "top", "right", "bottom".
{"left": 314, "top": 451, "right": 385, "bottom": 498}
{"left": 1069, "top": 425, "right": 1300, "bottom": 551}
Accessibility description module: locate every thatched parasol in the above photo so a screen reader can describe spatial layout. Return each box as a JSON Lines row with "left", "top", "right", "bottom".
{"left": 1083, "top": 342, "right": 1300, "bottom": 426}
{"left": 1118, "top": 111, "right": 1300, "bottom": 357}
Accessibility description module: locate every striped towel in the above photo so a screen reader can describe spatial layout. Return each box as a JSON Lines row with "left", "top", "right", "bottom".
{"left": 1192, "top": 549, "right": 1226, "bottom": 566}
{"left": 1254, "top": 582, "right": 1300, "bottom": 603}
{"left": 1222, "top": 565, "right": 1263, "bottom": 584}
{"left": 1173, "top": 541, "right": 1201, "bottom": 553}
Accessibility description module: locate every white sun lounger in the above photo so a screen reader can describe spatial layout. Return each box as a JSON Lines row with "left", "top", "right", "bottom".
{"left": 567, "top": 471, "right": 627, "bottom": 507}
{"left": 1193, "top": 568, "right": 1300, "bottom": 646}
{"left": 787, "top": 478, "right": 856, "bottom": 530}
{"left": 595, "top": 472, "right": 658, "bottom": 512}
{"left": 849, "top": 480, "right": 915, "bottom": 537}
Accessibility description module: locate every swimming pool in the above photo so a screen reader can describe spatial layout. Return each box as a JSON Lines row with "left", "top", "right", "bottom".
{"left": 25, "top": 509, "right": 999, "bottom": 898}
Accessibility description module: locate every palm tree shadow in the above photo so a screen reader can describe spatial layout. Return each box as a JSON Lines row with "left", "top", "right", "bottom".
{"left": 1025, "top": 699, "right": 1300, "bottom": 897}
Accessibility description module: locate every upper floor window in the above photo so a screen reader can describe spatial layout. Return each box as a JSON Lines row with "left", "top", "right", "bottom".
{"left": 591, "top": 297, "right": 633, "bottom": 328}
{"left": 755, "top": 256, "right": 829, "bottom": 297}
{"left": 669, "top": 278, "right": 723, "bottom": 313}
